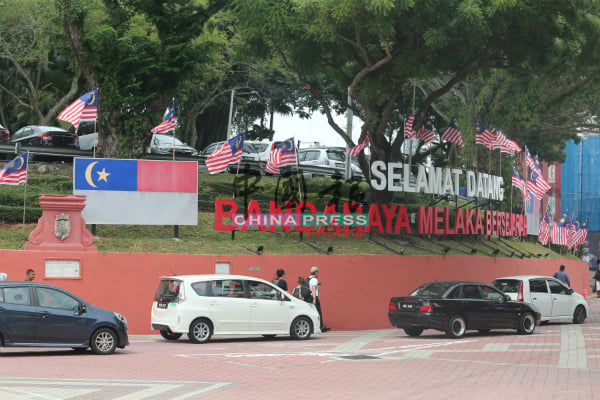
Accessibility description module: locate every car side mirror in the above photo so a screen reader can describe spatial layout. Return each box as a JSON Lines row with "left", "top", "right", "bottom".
{"left": 568, "top": 288, "right": 574, "bottom": 295}
{"left": 79, "top": 303, "right": 87, "bottom": 314}
{"left": 504, "top": 295, "right": 511, "bottom": 302}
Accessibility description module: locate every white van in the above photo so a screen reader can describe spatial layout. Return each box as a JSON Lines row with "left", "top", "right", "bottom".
{"left": 151, "top": 274, "right": 320, "bottom": 343}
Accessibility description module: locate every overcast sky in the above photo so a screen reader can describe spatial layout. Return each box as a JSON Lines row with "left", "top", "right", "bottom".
{"left": 271, "top": 112, "right": 365, "bottom": 149}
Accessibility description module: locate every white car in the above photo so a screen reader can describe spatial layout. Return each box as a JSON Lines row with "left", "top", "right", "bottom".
{"left": 150, "top": 274, "right": 320, "bottom": 343}
{"left": 492, "top": 275, "right": 588, "bottom": 324}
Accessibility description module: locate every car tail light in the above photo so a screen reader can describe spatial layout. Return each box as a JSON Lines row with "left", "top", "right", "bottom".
{"left": 389, "top": 303, "right": 397, "bottom": 311}
{"left": 39, "top": 132, "right": 51, "bottom": 140}
{"left": 517, "top": 280, "right": 524, "bottom": 302}
{"left": 419, "top": 304, "right": 433, "bottom": 312}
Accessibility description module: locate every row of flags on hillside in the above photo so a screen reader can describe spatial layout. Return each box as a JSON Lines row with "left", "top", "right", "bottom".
{"left": 510, "top": 146, "right": 551, "bottom": 200}
{"left": 204, "top": 133, "right": 299, "bottom": 175}
{"left": 57, "top": 89, "right": 177, "bottom": 134}
{"left": 538, "top": 212, "right": 588, "bottom": 250}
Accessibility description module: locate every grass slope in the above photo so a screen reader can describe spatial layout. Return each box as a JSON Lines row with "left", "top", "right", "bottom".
{"left": 0, "top": 161, "right": 574, "bottom": 259}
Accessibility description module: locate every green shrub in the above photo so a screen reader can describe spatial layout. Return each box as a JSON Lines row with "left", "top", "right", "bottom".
{"left": 0, "top": 205, "right": 42, "bottom": 223}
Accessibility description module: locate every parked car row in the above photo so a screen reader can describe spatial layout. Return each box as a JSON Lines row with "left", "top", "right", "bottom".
{"left": 388, "top": 275, "right": 588, "bottom": 339}
{"left": 0, "top": 274, "right": 320, "bottom": 354}
{"left": 1, "top": 124, "right": 366, "bottom": 180}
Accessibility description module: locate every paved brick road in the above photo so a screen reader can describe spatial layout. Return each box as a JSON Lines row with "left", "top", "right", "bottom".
{"left": 2, "top": 298, "right": 600, "bottom": 399}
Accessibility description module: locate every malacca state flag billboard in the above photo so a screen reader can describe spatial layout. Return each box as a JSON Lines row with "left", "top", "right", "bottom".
{"left": 73, "top": 158, "right": 198, "bottom": 225}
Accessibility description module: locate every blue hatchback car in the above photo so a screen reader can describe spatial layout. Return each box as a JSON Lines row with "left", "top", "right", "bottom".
{"left": 0, "top": 281, "right": 128, "bottom": 354}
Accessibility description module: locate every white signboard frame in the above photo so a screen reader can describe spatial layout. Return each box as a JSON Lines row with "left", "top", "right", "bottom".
{"left": 44, "top": 259, "right": 81, "bottom": 279}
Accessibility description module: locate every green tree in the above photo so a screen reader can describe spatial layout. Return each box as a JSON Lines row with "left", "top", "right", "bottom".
{"left": 231, "top": 0, "right": 600, "bottom": 198}
{"left": 0, "top": 0, "right": 80, "bottom": 128}
{"left": 57, "top": 0, "right": 226, "bottom": 157}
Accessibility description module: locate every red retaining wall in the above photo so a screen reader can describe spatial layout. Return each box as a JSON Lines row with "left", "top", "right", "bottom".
{"left": 0, "top": 250, "right": 588, "bottom": 334}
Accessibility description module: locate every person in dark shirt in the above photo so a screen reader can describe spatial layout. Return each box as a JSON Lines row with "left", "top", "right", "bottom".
{"left": 553, "top": 265, "right": 570, "bottom": 287}
{"left": 272, "top": 268, "right": 288, "bottom": 291}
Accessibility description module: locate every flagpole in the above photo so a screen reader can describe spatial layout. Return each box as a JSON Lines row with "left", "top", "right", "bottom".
{"left": 22, "top": 152, "right": 29, "bottom": 227}
{"left": 93, "top": 120, "right": 97, "bottom": 158}
{"left": 295, "top": 138, "right": 302, "bottom": 202}
{"left": 232, "top": 158, "right": 242, "bottom": 200}
{"left": 408, "top": 82, "right": 416, "bottom": 170}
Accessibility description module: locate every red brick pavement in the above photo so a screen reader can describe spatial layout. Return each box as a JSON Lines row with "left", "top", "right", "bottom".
{"left": 2, "top": 299, "right": 600, "bottom": 399}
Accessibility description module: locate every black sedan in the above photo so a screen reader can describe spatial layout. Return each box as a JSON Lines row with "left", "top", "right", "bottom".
{"left": 388, "top": 281, "right": 541, "bottom": 338}
{"left": 10, "top": 125, "right": 76, "bottom": 147}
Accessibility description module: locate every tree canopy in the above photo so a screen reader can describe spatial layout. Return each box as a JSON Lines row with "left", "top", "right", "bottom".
{"left": 231, "top": 0, "right": 600, "bottom": 171}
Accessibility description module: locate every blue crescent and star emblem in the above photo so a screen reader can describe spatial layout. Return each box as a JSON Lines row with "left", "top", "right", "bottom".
{"left": 75, "top": 158, "right": 137, "bottom": 191}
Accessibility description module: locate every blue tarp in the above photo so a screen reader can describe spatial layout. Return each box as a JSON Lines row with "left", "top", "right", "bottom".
{"left": 562, "top": 138, "right": 600, "bottom": 230}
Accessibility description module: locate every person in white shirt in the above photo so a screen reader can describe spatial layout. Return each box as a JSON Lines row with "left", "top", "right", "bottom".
{"left": 308, "top": 266, "right": 331, "bottom": 333}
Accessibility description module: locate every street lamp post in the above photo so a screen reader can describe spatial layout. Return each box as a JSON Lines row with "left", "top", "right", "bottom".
{"left": 225, "top": 89, "right": 259, "bottom": 140}
{"left": 226, "top": 89, "right": 236, "bottom": 140}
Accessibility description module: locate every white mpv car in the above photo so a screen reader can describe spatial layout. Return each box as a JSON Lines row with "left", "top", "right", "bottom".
{"left": 151, "top": 274, "right": 320, "bottom": 343}
{"left": 492, "top": 275, "right": 588, "bottom": 324}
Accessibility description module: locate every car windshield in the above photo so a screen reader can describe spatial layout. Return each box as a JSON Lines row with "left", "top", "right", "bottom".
{"left": 409, "top": 282, "right": 454, "bottom": 297}
{"left": 492, "top": 279, "right": 520, "bottom": 293}
{"left": 326, "top": 150, "right": 346, "bottom": 162}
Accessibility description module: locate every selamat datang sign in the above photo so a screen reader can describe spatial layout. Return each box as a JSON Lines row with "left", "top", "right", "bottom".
{"left": 214, "top": 163, "right": 527, "bottom": 238}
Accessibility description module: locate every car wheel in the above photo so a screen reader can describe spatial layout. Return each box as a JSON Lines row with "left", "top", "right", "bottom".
{"left": 188, "top": 318, "right": 213, "bottom": 344}
{"left": 290, "top": 316, "right": 312, "bottom": 340}
{"left": 403, "top": 327, "right": 423, "bottom": 337}
{"left": 517, "top": 312, "right": 536, "bottom": 335}
{"left": 573, "top": 305, "right": 587, "bottom": 324}
{"left": 160, "top": 330, "right": 183, "bottom": 341}
{"left": 477, "top": 329, "right": 490, "bottom": 334}
{"left": 446, "top": 315, "right": 467, "bottom": 338}
{"left": 90, "top": 328, "right": 118, "bottom": 355}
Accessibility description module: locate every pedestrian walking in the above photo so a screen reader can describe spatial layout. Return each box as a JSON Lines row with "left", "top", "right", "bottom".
{"left": 272, "top": 268, "right": 288, "bottom": 291}
{"left": 553, "top": 265, "right": 570, "bottom": 287}
{"left": 25, "top": 268, "right": 35, "bottom": 281}
{"left": 307, "top": 266, "right": 331, "bottom": 333}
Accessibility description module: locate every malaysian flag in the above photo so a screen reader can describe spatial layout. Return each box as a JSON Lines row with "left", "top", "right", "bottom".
{"left": 512, "top": 164, "right": 530, "bottom": 200}
{"left": 440, "top": 119, "right": 463, "bottom": 146}
{"left": 348, "top": 134, "right": 369, "bottom": 156}
{"left": 205, "top": 133, "right": 245, "bottom": 174}
{"left": 57, "top": 89, "right": 98, "bottom": 130}
{"left": 524, "top": 145, "right": 541, "bottom": 176}
{"left": 151, "top": 99, "right": 177, "bottom": 133}
{"left": 533, "top": 155, "right": 551, "bottom": 191}
{"left": 475, "top": 121, "right": 495, "bottom": 148}
{"left": 526, "top": 167, "right": 550, "bottom": 200}
{"left": 551, "top": 213, "right": 568, "bottom": 245}
{"left": 492, "top": 129, "right": 512, "bottom": 153}
{"left": 266, "top": 137, "right": 297, "bottom": 175}
{"left": 507, "top": 138, "right": 522, "bottom": 154}
{"left": 404, "top": 114, "right": 415, "bottom": 139}
{"left": 568, "top": 218, "right": 579, "bottom": 249}
{"left": 538, "top": 213, "right": 551, "bottom": 245}
{"left": 0, "top": 152, "right": 28, "bottom": 185}
{"left": 573, "top": 219, "right": 588, "bottom": 248}
{"left": 416, "top": 120, "right": 435, "bottom": 143}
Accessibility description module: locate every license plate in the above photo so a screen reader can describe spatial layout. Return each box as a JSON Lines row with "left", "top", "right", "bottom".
{"left": 157, "top": 302, "right": 168, "bottom": 309}
{"left": 401, "top": 303, "right": 414, "bottom": 309}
